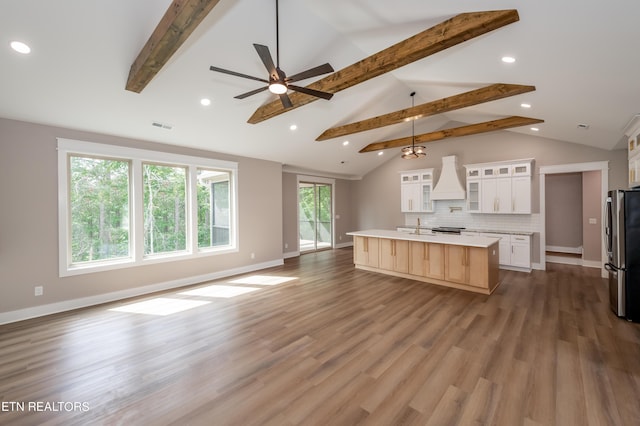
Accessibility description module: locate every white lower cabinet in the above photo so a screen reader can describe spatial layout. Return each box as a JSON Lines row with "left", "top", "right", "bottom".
{"left": 480, "top": 233, "right": 511, "bottom": 266}
{"left": 479, "top": 233, "right": 531, "bottom": 270}
{"left": 510, "top": 235, "right": 531, "bottom": 268}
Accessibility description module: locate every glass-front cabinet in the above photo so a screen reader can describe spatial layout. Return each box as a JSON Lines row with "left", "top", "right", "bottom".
{"left": 421, "top": 182, "right": 432, "bottom": 212}
{"left": 400, "top": 169, "right": 434, "bottom": 213}
{"left": 464, "top": 159, "right": 533, "bottom": 214}
{"left": 466, "top": 180, "right": 480, "bottom": 212}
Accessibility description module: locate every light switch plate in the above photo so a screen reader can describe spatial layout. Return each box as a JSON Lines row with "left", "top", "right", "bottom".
{"left": 589, "top": 218, "right": 597, "bottom": 224}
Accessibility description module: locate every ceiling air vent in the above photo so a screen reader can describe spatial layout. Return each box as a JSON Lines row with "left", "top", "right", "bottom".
{"left": 151, "top": 121, "right": 173, "bottom": 130}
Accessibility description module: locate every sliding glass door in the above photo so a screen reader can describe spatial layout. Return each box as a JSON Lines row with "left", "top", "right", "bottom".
{"left": 299, "top": 182, "right": 332, "bottom": 252}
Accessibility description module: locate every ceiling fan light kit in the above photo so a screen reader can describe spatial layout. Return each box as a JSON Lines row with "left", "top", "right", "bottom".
{"left": 269, "top": 82, "right": 287, "bottom": 95}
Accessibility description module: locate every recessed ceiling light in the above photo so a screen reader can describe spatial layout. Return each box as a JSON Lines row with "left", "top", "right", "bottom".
{"left": 520, "top": 103, "right": 531, "bottom": 108}
{"left": 10, "top": 41, "right": 31, "bottom": 54}
{"left": 200, "top": 98, "right": 211, "bottom": 106}
{"left": 501, "top": 56, "right": 516, "bottom": 63}
{"left": 530, "top": 127, "right": 539, "bottom": 132}
{"left": 342, "top": 140, "right": 349, "bottom": 146}
{"left": 378, "top": 152, "right": 384, "bottom": 156}
{"left": 289, "top": 124, "right": 297, "bottom": 131}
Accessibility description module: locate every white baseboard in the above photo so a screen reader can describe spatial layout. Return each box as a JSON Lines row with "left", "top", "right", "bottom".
{"left": 335, "top": 241, "right": 354, "bottom": 249}
{"left": 546, "top": 255, "right": 603, "bottom": 269}
{"left": 546, "top": 255, "right": 581, "bottom": 266}
{"left": 546, "top": 245, "right": 582, "bottom": 254}
{"left": 582, "top": 259, "right": 603, "bottom": 269}
{"left": 0, "top": 259, "right": 284, "bottom": 325}
{"left": 283, "top": 251, "right": 300, "bottom": 259}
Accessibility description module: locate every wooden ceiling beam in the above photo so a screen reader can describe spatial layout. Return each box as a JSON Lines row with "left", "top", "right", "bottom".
{"left": 359, "top": 116, "right": 544, "bottom": 153}
{"left": 126, "top": 0, "right": 222, "bottom": 93}
{"left": 316, "top": 83, "right": 535, "bottom": 141}
{"left": 247, "top": 9, "right": 520, "bottom": 124}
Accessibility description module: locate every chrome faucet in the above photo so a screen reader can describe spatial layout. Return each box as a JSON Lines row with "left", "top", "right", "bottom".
{"left": 416, "top": 218, "right": 421, "bottom": 235}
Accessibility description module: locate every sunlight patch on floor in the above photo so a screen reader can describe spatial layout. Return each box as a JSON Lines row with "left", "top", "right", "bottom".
{"left": 109, "top": 298, "right": 211, "bottom": 316}
{"left": 180, "top": 285, "right": 260, "bottom": 298}
{"left": 226, "top": 275, "right": 298, "bottom": 286}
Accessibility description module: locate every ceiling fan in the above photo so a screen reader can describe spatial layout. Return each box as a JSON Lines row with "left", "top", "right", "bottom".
{"left": 209, "top": 0, "right": 334, "bottom": 109}
{"left": 247, "top": 9, "right": 520, "bottom": 124}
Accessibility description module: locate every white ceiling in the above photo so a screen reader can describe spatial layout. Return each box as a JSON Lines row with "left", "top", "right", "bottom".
{"left": 2, "top": 0, "right": 639, "bottom": 179}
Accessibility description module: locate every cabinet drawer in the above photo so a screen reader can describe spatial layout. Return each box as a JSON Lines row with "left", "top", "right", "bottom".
{"left": 511, "top": 235, "right": 530, "bottom": 244}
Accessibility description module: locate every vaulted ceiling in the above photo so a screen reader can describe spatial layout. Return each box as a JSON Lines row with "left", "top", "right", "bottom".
{"left": 2, "top": 0, "right": 639, "bottom": 179}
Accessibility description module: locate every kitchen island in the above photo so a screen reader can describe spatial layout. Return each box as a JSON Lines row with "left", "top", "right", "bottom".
{"left": 347, "top": 229, "right": 500, "bottom": 294}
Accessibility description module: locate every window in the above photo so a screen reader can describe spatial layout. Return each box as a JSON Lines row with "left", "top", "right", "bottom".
{"left": 58, "top": 138, "right": 238, "bottom": 277}
{"left": 69, "top": 156, "right": 131, "bottom": 263}
{"left": 197, "top": 169, "right": 231, "bottom": 248}
{"left": 143, "top": 163, "right": 187, "bottom": 255}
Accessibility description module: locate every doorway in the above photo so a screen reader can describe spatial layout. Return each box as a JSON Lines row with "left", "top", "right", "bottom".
{"left": 298, "top": 181, "right": 333, "bottom": 252}
{"left": 539, "top": 161, "right": 608, "bottom": 277}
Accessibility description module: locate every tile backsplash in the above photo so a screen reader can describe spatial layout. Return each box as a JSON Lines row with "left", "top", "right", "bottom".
{"left": 405, "top": 200, "right": 540, "bottom": 233}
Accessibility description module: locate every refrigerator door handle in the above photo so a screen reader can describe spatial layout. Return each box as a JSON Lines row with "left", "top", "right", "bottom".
{"left": 604, "top": 196, "right": 613, "bottom": 257}
{"left": 605, "top": 262, "right": 626, "bottom": 272}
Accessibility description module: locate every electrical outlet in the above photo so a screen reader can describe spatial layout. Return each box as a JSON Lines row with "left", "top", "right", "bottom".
{"left": 285, "top": 243, "right": 288, "bottom": 249}
{"left": 251, "top": 252, "right": 255, "bottom": 259}
{"left": 339, "top": 235, "right": 342, "bottom": 240}
{"left": 589, "top": 218, "right": 597, "bottom": 225}
{"left": 34, "top": 286, "right": 43, "bottom": 296}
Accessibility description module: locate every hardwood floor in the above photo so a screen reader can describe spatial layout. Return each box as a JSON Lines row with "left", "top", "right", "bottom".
{"left": 1, "top": 248, "right": 639, "bottom": 425}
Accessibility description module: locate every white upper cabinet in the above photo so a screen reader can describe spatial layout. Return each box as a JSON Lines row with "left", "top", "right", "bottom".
{"left": 401, "top": 182, "right": 422, "bottom": 212}
{"left": 400, "top": 169, "right": 434, "bottom": 213}
{"left": 466, "top": 180, "right": 481, "bottom": 212}
{"left": 464, "top": 159, "right": 533, "bottom": 214}
{"left": 624, "top": 116, "right": 640, "bottom": 188}
{"left": 511, "top": 176, "right": 532, "bottom": 213}
{"left": 482, "top": 177, "right": 512, "bottom": 213}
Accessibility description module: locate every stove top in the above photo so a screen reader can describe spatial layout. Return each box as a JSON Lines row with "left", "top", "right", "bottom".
{"left": 431, "top": 227, "right": 465, "bottom": 234}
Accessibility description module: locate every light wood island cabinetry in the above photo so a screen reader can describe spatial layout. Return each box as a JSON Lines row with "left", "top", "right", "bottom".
{"left": 353, "top": 236, "right": 379, "bottom": 268}
{"left": 408, "top": 241, "right": 445, "bottom": 280}
{"left": 379, "top": 238, "right": 409, "bottom": 273}
{"left": 348, "top": 230, "right": 500, "bottom": 295}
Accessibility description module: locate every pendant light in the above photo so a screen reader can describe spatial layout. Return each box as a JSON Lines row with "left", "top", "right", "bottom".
{"left": 401, "top": 91, "right": 426, "bottom": 159}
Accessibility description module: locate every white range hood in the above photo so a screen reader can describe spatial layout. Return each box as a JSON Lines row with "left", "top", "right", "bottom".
{"left": 432, "top": 155, "right": 466, "bottom": 200}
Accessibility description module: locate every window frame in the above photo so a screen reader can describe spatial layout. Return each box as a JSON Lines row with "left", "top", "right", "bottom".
{"left": 58, "top": 138, "right": 238, "bottom": 277}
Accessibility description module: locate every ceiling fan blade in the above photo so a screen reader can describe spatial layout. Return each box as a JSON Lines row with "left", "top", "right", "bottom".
{"left": 253, "top": 44, "right": 277, "bottom": 77}
{"left": 279, "top": 93, "right": 293, "bottom": 109}
{"left": 287, "top": 84, "right": 333, "bottom": 100}
{"left": 248, "top": 9, "right": 520, "bottom": 124}
{"left": 316, "top": 83, "right": 536, "bottom": 141}
{"left": 286, "top": 63, "right": 335, "bottom": 83}
{"left": 359, "top": 116, "right": 544, "bottom": 153}
{"left": 209, "top": 66, "right": 269, "bottom": 83}
{"left": 234, "top": 86, "right": 269, "bottom": 99}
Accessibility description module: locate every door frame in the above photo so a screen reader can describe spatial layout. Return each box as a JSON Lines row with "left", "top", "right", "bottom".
{"left": 296, "top": 175, "right": 335, "bottom": 252}
{"left": 539, "top": 161, "right": 608, "bottom": 277}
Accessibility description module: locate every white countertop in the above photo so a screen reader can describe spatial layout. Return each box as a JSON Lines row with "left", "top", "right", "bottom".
{"left": 347, "top": 229, "right": 500, "bottom": 248}
{"left": 396, "top": 226, "right": 534, "bottom": 236}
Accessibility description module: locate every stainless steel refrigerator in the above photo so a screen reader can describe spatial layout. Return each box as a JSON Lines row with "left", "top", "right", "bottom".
{"left": 605, "top": 189, "right": 640, "bottom": 322}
